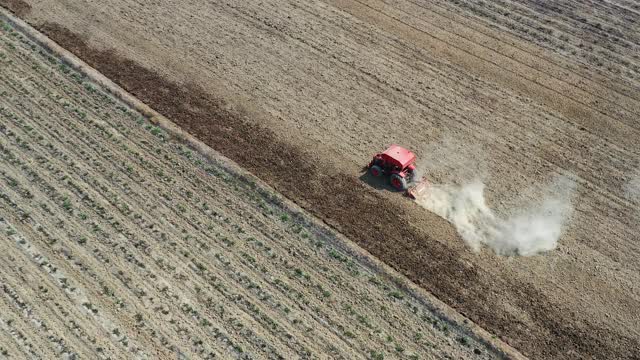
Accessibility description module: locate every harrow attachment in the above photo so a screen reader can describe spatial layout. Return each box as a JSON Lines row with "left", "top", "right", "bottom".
{"left": 406, "top": 177, "right": 430, "bottom": 200}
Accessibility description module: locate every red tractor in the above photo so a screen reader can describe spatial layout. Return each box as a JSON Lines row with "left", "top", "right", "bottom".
{"left": 367, "top": 145, "right": 429, "bottom": 198}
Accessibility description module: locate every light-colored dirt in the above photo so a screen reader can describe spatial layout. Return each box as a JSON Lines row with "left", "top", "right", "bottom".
{"left": 0, "top": 20, "right": 511, "bottom": 359}
{"left": 4, "top": 0, "right": 640, "bottom": 358}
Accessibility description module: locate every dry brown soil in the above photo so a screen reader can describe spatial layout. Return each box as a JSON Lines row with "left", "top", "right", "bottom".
{"left": 5, "top": 0, "right": 640, "bottom": 359}
{"left": 0, "top": 21, "right": 508, "bottom": 358}
{"left": 0, "top": 0, "right": 29, "bottom": 17}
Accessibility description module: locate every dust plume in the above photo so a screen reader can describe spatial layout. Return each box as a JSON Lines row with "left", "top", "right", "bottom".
{"left": 413, "top": 137, "right": 576, "bottom": 256}
{"left": 624, "top": 170, "right": 640, "bottom": 203}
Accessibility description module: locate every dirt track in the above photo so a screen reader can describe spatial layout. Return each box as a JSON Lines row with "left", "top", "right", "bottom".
{"left": 5, "top": 0, "right": 640, "bottom": 358}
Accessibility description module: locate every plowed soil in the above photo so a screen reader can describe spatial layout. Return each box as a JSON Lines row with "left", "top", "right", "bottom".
{"left": 6, "top": 0, "right": 640, "bottom": 358}
{"left": 0, "top": 20, "right": 507, "bottom": 358}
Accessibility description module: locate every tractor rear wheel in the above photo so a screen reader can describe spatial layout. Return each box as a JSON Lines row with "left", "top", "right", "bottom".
{"left": 370, "top": 165, "right": 383, "bottom": 177}
{"left": 390, "top": 174, "right": 408, "bottom": 191}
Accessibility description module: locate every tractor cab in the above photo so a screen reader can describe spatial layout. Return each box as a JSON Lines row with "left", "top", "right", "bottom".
{"left": 368, "top": 144, "right": 417, "bottom": 190}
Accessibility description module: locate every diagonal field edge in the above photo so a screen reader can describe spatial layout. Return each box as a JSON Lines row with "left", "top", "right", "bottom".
{"left": 5, "top": 4, "right": 638, "bottom": 358}
{"left": 5, "top": 7, "right": 635, "bottom": 359}
{"left": 0, "top": 6, "right": 526, "bottom": 360}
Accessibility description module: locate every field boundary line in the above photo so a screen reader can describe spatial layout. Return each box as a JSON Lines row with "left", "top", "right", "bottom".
{"left": 0, "top": 7, "right": 526, "bottom": 359}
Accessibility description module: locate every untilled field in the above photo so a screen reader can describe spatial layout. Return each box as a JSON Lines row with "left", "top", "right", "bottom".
{"left": 0, "top": 21, "right": 508, "bottom": 359}
{"left": 3, "top": 0, "right": 640, "bottom": 358}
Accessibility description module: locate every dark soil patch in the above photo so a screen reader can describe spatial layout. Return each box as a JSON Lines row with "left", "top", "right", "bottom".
{"left": 0, "top": 0, "right": 30, "bottom": 17}
{"left": 36, "top": 22, "right": 638, "bottom": 359}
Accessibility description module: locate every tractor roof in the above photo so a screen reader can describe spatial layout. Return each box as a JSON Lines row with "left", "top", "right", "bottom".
{"left": 380, "top": 144, "right": 416, "bottom": 169}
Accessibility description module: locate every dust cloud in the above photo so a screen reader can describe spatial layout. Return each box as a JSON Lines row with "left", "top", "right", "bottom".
{"left": 624, "top": 170, "right": 640, "bottom": 203}
{"left": 413, "top": 137, "right": 576, "bottom": 256}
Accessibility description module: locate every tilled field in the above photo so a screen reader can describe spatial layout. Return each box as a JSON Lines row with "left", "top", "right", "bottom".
{"left": 3, "top": 0, "right": 640, "bottom": 358}
{"left": 0, "top": 22, "right": 503, "bottom": 359}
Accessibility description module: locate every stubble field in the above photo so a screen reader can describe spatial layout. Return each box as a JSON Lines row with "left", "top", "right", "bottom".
{"left": 0, "top": 21, "right": 506, "bottom": 359}
{"left": 2, "top": 0, "right": 640, "bottom": 358}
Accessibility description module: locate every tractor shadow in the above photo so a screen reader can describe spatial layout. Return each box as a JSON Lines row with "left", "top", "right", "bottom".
{"left": 359, "top": 168, "right": 404, "bottom": 194}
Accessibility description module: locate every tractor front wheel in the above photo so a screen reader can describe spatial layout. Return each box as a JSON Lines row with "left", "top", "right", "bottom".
{"left": 390, "top": 174, "right": 408, "bottom": 191}
{"left": 370, "top": 165, "right": 383, "bottom": 177}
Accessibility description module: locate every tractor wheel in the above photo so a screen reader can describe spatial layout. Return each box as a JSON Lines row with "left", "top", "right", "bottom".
{"left": 390, "top": 174, "right": 408, "bottom": 191}
{"left": 370, "top": 165, "right": 383, "bottom": 177}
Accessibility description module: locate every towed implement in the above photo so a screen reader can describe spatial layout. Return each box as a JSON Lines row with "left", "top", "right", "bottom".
{"left": 367, "top": 144, "right": 430, "bottom": 198}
